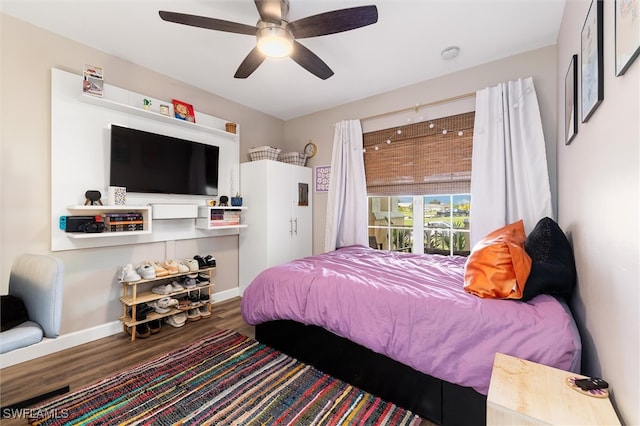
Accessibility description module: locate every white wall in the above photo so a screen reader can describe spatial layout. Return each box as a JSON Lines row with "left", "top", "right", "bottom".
{"left": 555, "top": 1, "right": 639, "bottom": 423}
{"left": 0, "top": 14, "right": 284, "bottom": 337}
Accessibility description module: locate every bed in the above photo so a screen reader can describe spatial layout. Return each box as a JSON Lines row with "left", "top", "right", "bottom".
{"left": 241, "top": 219, "right": 581, "bottom": 425}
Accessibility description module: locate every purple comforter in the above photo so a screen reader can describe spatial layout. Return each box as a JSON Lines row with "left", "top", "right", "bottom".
{"left": 241, "top": 245, "right": 581, "bottom": 395}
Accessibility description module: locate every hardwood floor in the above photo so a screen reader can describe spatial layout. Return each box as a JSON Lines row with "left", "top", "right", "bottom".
{"left": 1, "top": 297, "right": 434, "bottom": 425}
{"left": 0, "top": 297, "right": 254, "bottom": 424}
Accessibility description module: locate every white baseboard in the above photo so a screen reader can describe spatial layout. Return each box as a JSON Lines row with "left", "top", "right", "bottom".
{"left": 0, "top": 288, "right": 240, "bottom": 369}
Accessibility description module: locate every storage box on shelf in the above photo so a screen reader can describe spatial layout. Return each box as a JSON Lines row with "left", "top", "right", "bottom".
{"left": 64, "top": 205, "right": 152, "bottom": 239}
{"left": 195, "top": 206, "right": 248, "bottom": 230}
{"left": 119, "top": 267, "right": 215, "bottom": 341}
{"left": 248, "top": 146, "right": 281, "bottom": 161}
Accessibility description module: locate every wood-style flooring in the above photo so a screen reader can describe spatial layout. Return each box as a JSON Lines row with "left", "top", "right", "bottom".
{"left": 1, "top": 297, "right": 433, "bottom": 425}
{"left": 0, "top": 297, "right": 253, "bottom": 424}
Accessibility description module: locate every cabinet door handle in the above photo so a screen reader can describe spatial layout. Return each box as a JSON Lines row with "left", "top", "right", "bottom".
{"left": 294, "top": 218, "right": 298, "bottom": 235}
{"left": 289, "top": 218, "right": 293, "bottom": 235}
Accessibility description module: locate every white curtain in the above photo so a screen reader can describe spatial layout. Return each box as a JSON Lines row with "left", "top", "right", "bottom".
{"left": 324, "top": 120, "right": 368, "bottom": 252}
{"left": 470, "top": 77, "right": 552, "bottom": 246}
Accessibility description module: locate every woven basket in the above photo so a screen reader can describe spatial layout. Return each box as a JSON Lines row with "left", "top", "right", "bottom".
{"left": 280, "top": 152, "right": 307, "bottom": 166}
{"left": 248, "top": 146, "right": 281, "bottom": 161}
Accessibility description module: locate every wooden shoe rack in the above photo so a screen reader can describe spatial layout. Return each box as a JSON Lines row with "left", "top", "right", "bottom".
{"left": 119, "top": 267, "right": 215, "bottom": 341}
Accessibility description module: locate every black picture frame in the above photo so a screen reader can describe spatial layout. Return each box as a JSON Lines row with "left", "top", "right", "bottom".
{"left": 581, "top": 0, "right": 604, "bottom": 123}
{"left": 615, "top": 0, "right": 640, "bottom": 76}
{"left": 565, "top": 55, "right": 578, "bottom": 145}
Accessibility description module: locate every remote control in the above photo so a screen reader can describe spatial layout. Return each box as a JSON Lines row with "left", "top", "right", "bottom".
{"left": 574, "top": 377, "right": 609, "bottom": 391}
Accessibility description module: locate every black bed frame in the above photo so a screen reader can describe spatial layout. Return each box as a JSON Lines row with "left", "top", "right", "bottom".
{"left": 256, "top": 320, "right": 486, "bottom": 425}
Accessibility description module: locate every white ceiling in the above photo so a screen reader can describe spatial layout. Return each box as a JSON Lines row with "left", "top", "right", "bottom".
{"left": 2, "top": 0, "right": 566, "bottom": 120}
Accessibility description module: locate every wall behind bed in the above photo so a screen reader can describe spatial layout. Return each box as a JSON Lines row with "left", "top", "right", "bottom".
{"left": 555, "top": 1, "right": 639, "bottom": 424}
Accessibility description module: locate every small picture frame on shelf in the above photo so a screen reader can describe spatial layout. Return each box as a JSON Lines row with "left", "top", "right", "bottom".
{"left": 172, "top": 99, "right": 195, "bottom": 123}
{"left": 159, "top": 104, "right": 170, "bottom": 116}
{"left": 83, "top": 64, "right": 104, "bottom": 97}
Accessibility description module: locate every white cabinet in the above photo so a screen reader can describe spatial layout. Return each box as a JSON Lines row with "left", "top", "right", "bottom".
{"left": 239, "top": 160, "right": 312, "bottom": 294}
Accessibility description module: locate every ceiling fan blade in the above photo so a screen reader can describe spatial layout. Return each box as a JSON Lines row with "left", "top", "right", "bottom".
{"left": 254, "top": 0, "right": 284, "bottom": 24}
{"left": 290, "top": 41, "right": 334, "bottom": 80}
{"left": 159, "top": 11, "right": 257, "bottom": 35}
{"left": 234, "top": 47, "right": 267, "bottom": 79}
{"left": 288, "top": 5, "right": 378, "bottom": 39}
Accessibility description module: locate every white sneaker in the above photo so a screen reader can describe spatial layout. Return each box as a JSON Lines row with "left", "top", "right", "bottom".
{"left": 187, "top": 308, "right": 201, "bottom": 322}
{"left": 121, "top": 264, "right": 141, "bottom": 282}
{"left": 165, "top": 312, "right": 187, "bottom": 327}
{"left": 185, "top": 259, "right": 199, "bottom": 272}
{"left": 177, "top": 261, "right": 190, "bottom": 273}
{"left": 136, "top": 263, "right": 156, "bottom": 280}
{"left": 152, "top": 283, "right": 173, "bottom": 295}
{"left": 170, "top": 280, "right": 185, "bottom": 291}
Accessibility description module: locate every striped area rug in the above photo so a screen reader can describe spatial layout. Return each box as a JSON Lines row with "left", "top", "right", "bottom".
{"left": 30, "top": 329, "right": 422, "bottom": 425}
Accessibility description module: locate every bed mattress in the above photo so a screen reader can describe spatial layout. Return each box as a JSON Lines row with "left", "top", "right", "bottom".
{"left": 241, "top": 245, "right": 581, "bottom": 395}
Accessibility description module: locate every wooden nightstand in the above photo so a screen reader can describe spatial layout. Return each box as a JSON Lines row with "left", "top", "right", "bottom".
{"left": 487, "top": 353, "right": 620, "bottom": 425}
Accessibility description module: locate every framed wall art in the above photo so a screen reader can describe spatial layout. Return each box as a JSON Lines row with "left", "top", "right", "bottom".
{"left": 565, "top": 55, "right": 578, "bottom": 145}
{"left": 581, "top": 0, "right": 604, "bottom": 122}
{"left": 315, "top": 165, "right": 331, "bottom": 192}
{"left": 615, "top": 0, "right": 640, "bottom": 76}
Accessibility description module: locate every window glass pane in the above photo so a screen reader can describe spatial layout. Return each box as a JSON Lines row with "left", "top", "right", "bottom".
{"left": 368, "top": 194, "right": 469, "bottom": 256}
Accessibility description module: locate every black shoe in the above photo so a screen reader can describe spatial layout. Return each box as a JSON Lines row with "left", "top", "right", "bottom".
{"left": 148, "top": 319, "right": 162, "bottom": 334}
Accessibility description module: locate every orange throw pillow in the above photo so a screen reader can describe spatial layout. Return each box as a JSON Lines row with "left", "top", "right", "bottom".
{"left": 464, "top": 220, "right": 532, "bottom": 299}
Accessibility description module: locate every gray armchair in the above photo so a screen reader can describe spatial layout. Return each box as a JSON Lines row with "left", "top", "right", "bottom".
{"left": 0, "top": 254, "right": 64, "bottom": 354}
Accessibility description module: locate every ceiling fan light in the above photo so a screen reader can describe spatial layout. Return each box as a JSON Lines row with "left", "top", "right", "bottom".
{"left": 257, "top": 25, "right": 293, "bottom": 58}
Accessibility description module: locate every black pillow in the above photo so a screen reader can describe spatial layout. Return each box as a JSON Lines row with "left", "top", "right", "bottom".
{"left": 1, "top": 295, "right": 30, "bottom": 332}
{"left": 521, "top": 217, "right": 577, "bottom": 302}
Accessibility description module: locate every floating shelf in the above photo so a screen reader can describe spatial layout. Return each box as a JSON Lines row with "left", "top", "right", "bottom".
{"left": 79, "top": 94, "right": 238, "bottom": 139}
{"left": 64, "top": 205, "right": 152, "bottom": 238}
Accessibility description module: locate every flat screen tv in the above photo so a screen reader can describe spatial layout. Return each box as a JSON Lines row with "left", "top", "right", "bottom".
{"left": 110, "top": 124, "right": 219, "bottom": 196}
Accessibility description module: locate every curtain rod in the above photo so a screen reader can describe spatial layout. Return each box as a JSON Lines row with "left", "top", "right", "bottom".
{"left": 360, "top": 91, "right": 476, "bottom": 122}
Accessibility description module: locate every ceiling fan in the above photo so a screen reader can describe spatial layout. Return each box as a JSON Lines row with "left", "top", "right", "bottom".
{"left": 159, "top": 0, "right": 378, "bottom": 80}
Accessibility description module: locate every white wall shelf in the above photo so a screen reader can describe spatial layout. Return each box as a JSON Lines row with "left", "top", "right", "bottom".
{"left": 51, "top": 68, "right": 242, "bottom": 251}
{"left": 195, "top": 206, "right": 247, "bottom": 230}
{"left": 79, "top": 94, "right": 237, "bottom": 140}
{"left": 63, "top": 205, "right": 152, "bottom": 239}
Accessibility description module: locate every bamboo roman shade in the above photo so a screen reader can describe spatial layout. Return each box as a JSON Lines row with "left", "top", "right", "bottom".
{"left": 363, "top": 111, "right": 474, "bottom": 195}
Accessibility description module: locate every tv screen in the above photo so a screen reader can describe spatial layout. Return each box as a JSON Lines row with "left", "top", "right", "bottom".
{"left": 109, "top": 125, "right": 219, "bottom": 196}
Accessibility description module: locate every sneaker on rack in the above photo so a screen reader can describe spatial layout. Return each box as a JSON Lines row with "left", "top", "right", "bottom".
{"left": 152, "top": 261, "right": 169, "bottom": 277}
{"left": 198, "top": 305, "right": 211, "bottom": 318}
{"left": 121, "top": 264, "right": 141, "bottom": 283}
{"left": 199, "top": 293, "right": 210, "bottom": 304}
{"left": 184, "top": 274, "right": 197, "bottom": 289}
{"left": 185, "top": 259, "right": 199, "bottom": 272}
{"left": 136, "top": 263, "right": 156, "bottom": 280}
{"left": 164, "top": 312, "right": 187, "bottom": 327}
{"left": 149, "top": 300, "right": 171, "bottom": 314}
{"left": 170, "top": 280, "right": 185, "bottom": 291}
{"left": 177, "top": 261, "right": 190, "bottom": 273}
{"left": 163, "top": 259, "right": 179, "bottom": 275}
{"left": 187, "top": 308, "right": 201, "bottom": 322}
{"left": 203, "top": 255, "right": 216, "bottom": 267}
{"left": 196, "top": 273, "right": 209, "bottom": 286}
{"left": 151, "top": 283, "right": 173, "bottom": 295}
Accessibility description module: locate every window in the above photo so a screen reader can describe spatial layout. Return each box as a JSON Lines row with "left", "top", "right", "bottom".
{"left": 368, "top": 194, "right": 471, "bottom": 256}
{"left": 364, "top": 112, "right": 474, "bottom": 256}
